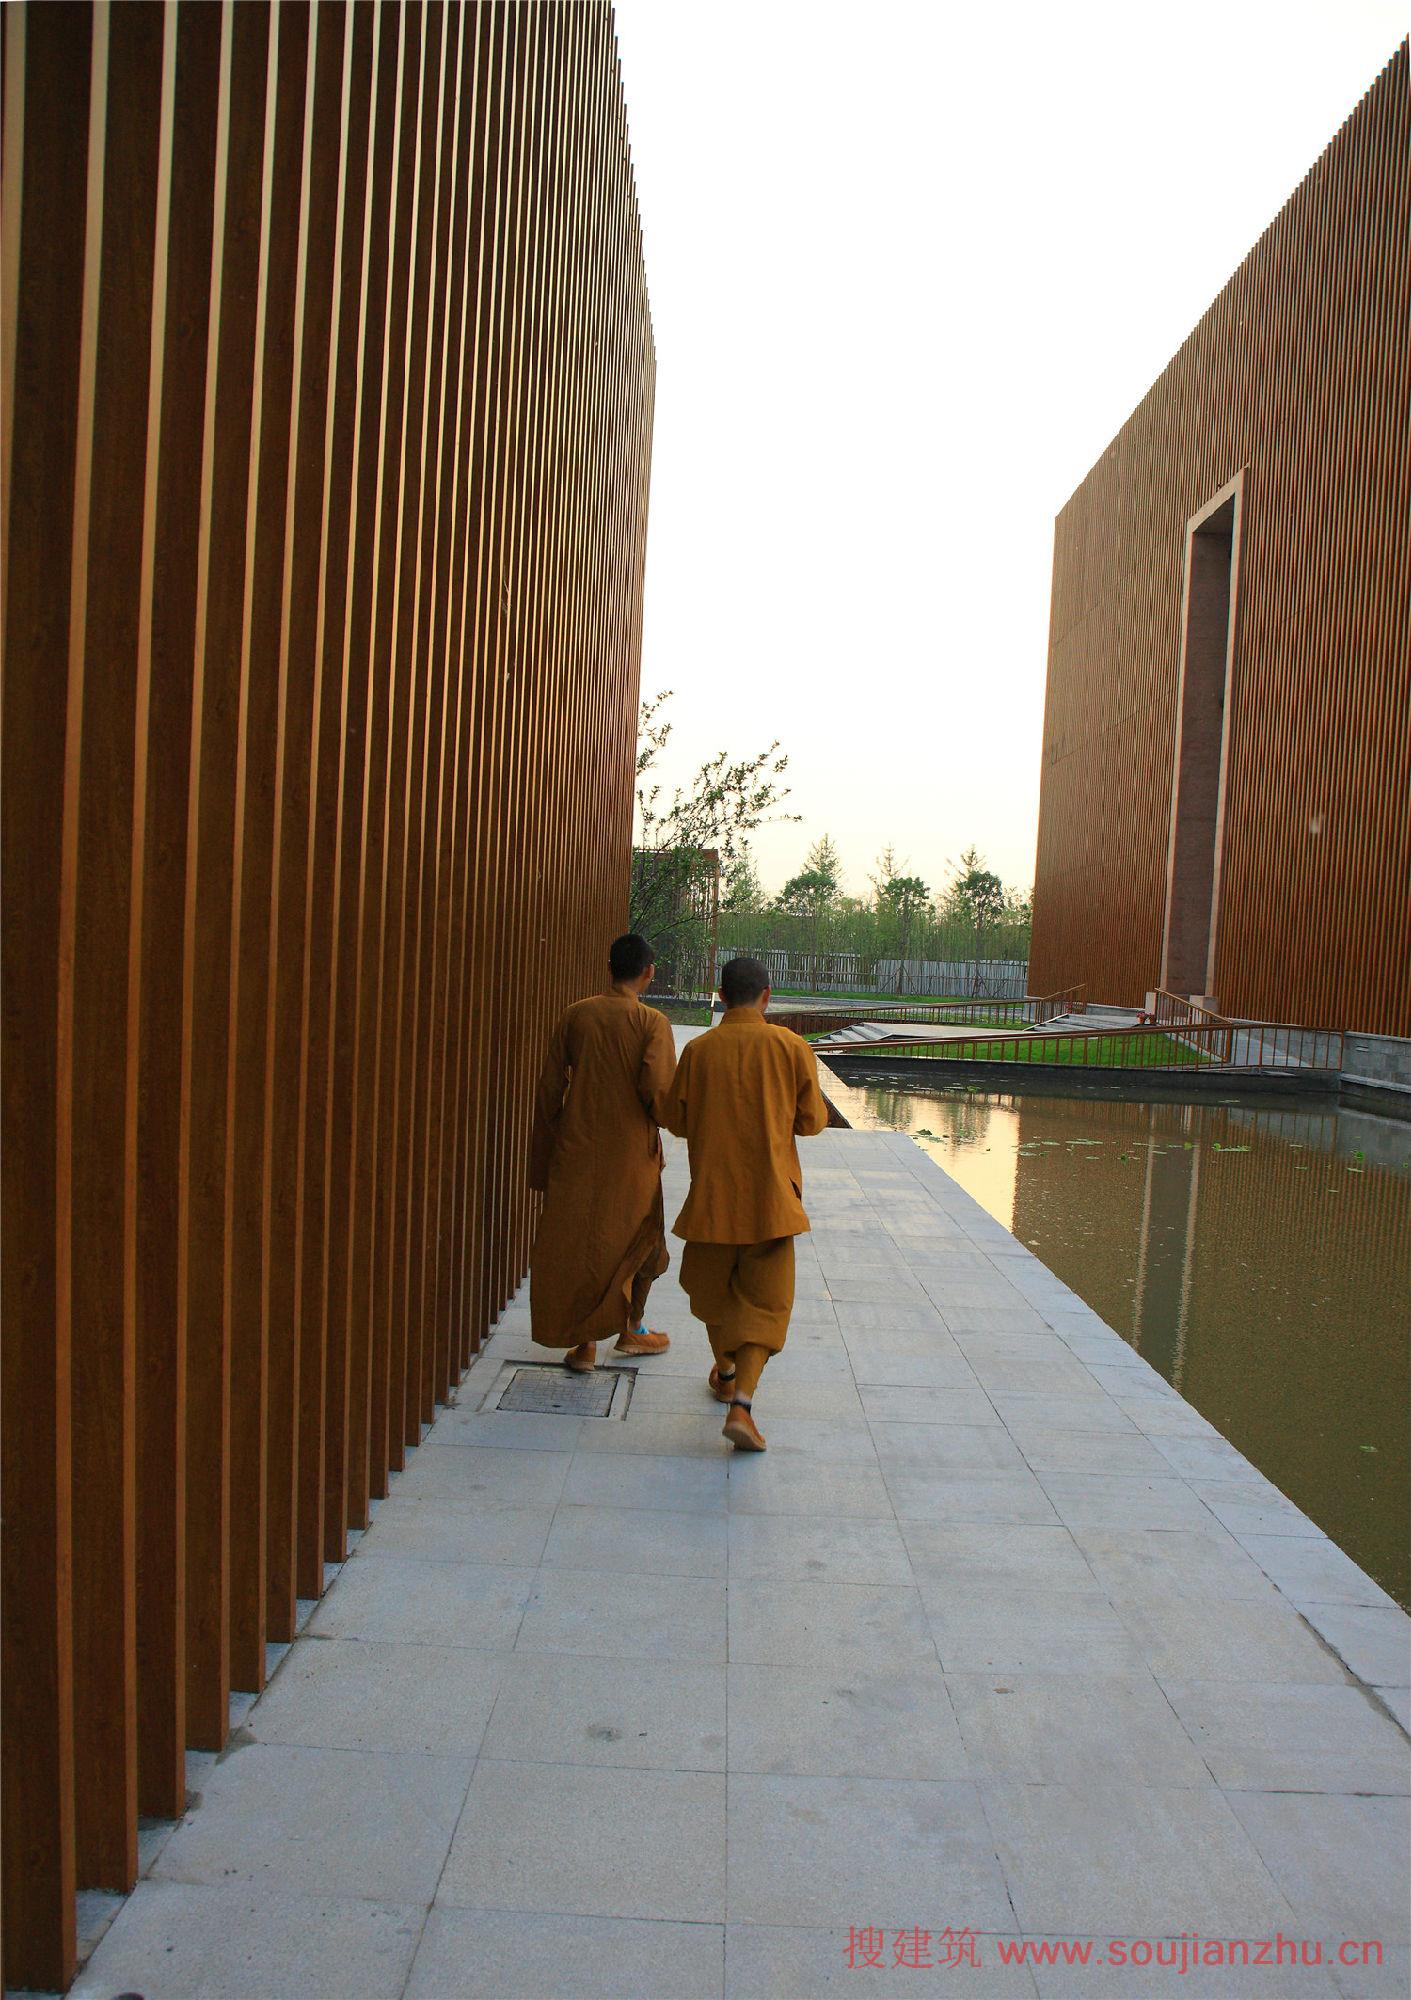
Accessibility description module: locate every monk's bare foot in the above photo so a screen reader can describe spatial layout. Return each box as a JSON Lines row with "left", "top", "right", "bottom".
{"left": 723, "top": 1402, "right": 766, "bottom": 1452}
{"left": 615, "top": 1326, "right": 670, "bottom": 1356}
{"left": 708, "top": 1364, "right": 736, "bottom": 1403}
{"left": 564, "top": 1341, "right": 596, "bottom": 1373}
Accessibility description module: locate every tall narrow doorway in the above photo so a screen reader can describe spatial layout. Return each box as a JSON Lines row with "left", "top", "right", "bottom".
{"left": 1161, "top": 475, "right": 1243, "bottom": 1000}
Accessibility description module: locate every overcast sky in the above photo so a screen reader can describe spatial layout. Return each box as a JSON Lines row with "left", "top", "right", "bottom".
{"left": 613, "top": 0, "right": 1406, "bottom": 902}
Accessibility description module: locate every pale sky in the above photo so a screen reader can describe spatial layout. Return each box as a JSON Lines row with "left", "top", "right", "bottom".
{"left": 614, "top": 0, "right": 1407, "bottom": 903}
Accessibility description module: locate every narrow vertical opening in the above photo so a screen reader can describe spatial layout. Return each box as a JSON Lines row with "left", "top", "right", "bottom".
{"left": 1161, "top": 481, "right": 1240, "bottom": 1000}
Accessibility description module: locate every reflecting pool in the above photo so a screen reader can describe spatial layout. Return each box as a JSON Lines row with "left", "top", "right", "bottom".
{"left": 824, "top": 1063, "right": 1411, "bottom": 1607}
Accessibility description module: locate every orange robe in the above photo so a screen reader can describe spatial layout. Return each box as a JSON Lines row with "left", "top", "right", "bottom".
{"left": 657, "top": 1008, "right": 829, "bottom": 1245}
{"left": 528, "top": 992, "right": 677, "bottom": 1349}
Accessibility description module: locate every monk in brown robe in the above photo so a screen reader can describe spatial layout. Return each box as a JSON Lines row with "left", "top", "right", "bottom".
{"left": 658, "top": 955, "right": 829, "bottom": 1450}
{"left": 528, "top": 933, "right": 677, "bottom": 1371}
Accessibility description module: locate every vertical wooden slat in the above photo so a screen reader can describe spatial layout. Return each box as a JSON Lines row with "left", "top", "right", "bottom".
{"left": 261, "top": 0, "right": 327, "bottom": 1628}
{"left": 0, "top": 3, "right": 87, "bottom": 1981}
{"left": 418, "top": 0, "right": 488, "bottom": 1414}
{"left": 403, "top": 0, "right": 475, "bottom": 1430}
{"left": 138, "top": 0, "right": 227, "bottom": 1762}
{"left": 386, "top": 0, "right": 455, "bottom": 1455}
{"left": 499, "top": 0, "right": 551, "bottom": 1297}
{"left": 305, "top": 0, "right": 378, "bottom": 1573}
{"left": 60, "top": 0, "right": 116, "bottom": 1893}
{"left": 187, "top": 0, "right": 273, "bottom": 1701}
{"left": 228, "top": 0, "right": 308, "bottom": 1657}
{"left": 328, "top": 0, "right": 406, "bottom": 1548}
{"left": 375, "top": 0, "right": 443, "bottom": 1469}
{"left": 455, "top": 0, "right": 509, "bottom": 1356}
{"left": 354, "top": 0, "right": 425, "bottom": 1507}
{"left": 70, "top": 0, "right": 174, "bottom": 1892}
{"left": 443, "top": 0, "right": 505, "bottom": 1374}
{"left": 481, "top": 0, "right": 539, "bottom": 1336}
{"left": 264, "top": 0, "right": 350, "bottom": 1613}
{"left": 128, "top": 0, "right": 185, "bottom": 1829}
{"left": 442, "top": 0, "right": 510, "bottom": 1381}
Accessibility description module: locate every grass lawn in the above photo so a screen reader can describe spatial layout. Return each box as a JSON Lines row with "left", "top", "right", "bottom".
{"left": 654, "top": 999, "right": 712, "bottom": 1026}
{"left": 823, "top": 1031, "right": 1207, "bottom": 1069}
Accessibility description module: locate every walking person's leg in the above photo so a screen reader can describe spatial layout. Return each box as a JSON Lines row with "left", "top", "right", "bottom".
{"left": 615, "top": 1242, "right": 671, "bottom": 1356}
{"left": 680, "top": 1242, "right": 739, "bottom": 1395}
{"left": 719, "top": 1239, "right": 795, "bottom": 1453}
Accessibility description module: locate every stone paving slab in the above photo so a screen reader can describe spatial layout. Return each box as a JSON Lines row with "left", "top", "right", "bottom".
{"left": 63, "top": 1115, "right": 1410, "bottom": 2000}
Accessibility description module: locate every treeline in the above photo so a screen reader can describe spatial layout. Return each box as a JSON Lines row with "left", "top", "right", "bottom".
{"left": 625, "top": 693, "right": 1030, "bottom": 995}
{"left": 715, "top": 837, "right": 1032, "bottom": 994}
{"left": 634, "top": 832, "right": 1032, "bottom": 997}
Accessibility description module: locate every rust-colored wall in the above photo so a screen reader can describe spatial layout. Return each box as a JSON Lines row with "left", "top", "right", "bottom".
{"left": 1030, "top": 44, "right": 1409, "bottom": 1036}
{"left": 0, "top": 2, "right": 653, "bottom": 1985}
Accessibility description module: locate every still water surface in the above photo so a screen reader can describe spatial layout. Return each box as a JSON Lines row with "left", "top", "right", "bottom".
{"left": 825, "top": 1064, "right": 1411, "bottom": 1607}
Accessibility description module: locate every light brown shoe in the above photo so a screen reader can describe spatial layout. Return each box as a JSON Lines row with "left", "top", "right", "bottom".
{"left": 722, "top": 1404, "right": 766, "bottom": 1452}
{"left": 614, "top": 1327, "right": 670, "bottom": 1357}
{"left": 708, "top": 1364, "right": 737, "bottom": 1403}
{"left": 564, "top": 1341, "right": 597, "bottom": 1373}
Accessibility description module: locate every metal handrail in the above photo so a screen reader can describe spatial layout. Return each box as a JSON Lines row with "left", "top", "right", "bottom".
{"left": 1152, "top": 989, "right": 1229, "bottom": 1027}
{"left": 810, "top": 1019, "right": 1346, "bottom": 1075}
{"left": 775, "top": 987, "right": 1085, "bottom": 1041}
{"left": 1030, "top": 983, "right": 1087, "bottom": 1024}
{"left": 773, "top": 997, "right": 1033, "bottom": 1040}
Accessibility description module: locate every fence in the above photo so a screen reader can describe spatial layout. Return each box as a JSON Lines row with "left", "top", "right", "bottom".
{"left": 0, "top": 3, "right": 652, "bottom": 1986}
{"left": 704, "top": 943, "right": 1030, "bottom": 999}
{"left": 717, "top": 908, "right": 1032, "bottom": 997}
{"left": 874, "top": 958, "right": 1030, "bottom": 999}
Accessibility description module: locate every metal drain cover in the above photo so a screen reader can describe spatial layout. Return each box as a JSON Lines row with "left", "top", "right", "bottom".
{"left": 499, "top": 1366, "right": 619, "bottom": 1416}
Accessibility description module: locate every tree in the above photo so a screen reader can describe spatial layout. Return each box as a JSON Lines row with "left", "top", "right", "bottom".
{"left": 870, "top": 846, "right": 931, "bottom": 993}
{"left": 802, "top": 832, "right": 843, "bottom": 896}
{"left": 868, "top": 844, "right": 902, "bottom": 902}
{"left": 776, "top": 843, "right": 841, "bottom": 991}
{"left": 722, "top": 847, "right": 766, "bottom": 913}
{"left": 630, "top": 690, "right": 797, "bottom": 989}
{"left": 776, "top": 870, "right": 835, "bottom": 989}
{"left": 943, "top": 846, "right": 1007, "bottom": 995}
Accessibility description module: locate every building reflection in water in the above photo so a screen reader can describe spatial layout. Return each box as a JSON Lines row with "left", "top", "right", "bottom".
{"left": 826, "top": 1065, "right": 1411, "bottom": 1608}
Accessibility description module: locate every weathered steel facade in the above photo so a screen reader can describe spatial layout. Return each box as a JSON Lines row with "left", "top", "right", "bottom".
{"left": 0, "top": 1, "right": 653, "bottom": 1984}
{"left": 1030, "top": 45, "right": 1409, "bottom": 1037}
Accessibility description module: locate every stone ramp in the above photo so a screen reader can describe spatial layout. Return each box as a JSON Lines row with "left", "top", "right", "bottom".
{"left": 65, "top": 1126, "right": 1409, "bottom": 1999}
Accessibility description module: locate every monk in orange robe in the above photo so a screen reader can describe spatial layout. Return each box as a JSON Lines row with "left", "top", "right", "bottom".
{"left": 528, "top": 933, "right": 677, "bottom": 1371}
{"left": 658, "top": 955, "right": 829, "bottom": 1450}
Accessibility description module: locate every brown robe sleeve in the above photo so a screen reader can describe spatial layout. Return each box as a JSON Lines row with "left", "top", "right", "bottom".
{"left": 657, "top": 1037, "right": 691, "bottom": 1136}
{"left": 528, "top": 1015, "right": 570, "bottom": 1191}
{"left": 793, "top": 1038, "right": 829, "bottom": 1137}
{"left": 639, "top": 1009, "right": 677, "bottom": 1123}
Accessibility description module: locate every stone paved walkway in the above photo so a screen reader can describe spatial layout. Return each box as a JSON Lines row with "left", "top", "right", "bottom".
{"left": 66, "top": 1114, "right": 1409, "bottom": 1999}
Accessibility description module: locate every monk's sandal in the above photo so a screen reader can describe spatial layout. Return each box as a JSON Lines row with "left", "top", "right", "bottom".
{"left": 615, "top": 1327, "right": 670, "bottom": 1356}
{"left": 723, "top": 1405, "right": 767, "bottom": 1452}
{"left": 708, "top": 1365, "right": 736, "bottom": 1403}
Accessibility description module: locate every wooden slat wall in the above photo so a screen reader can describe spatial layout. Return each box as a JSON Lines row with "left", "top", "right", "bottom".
{"left": 0, "top": 2, "right": 654, "bottom": 1986}
{"left": 1030, "top": 44, "right": 1409, "bottom": 1038}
